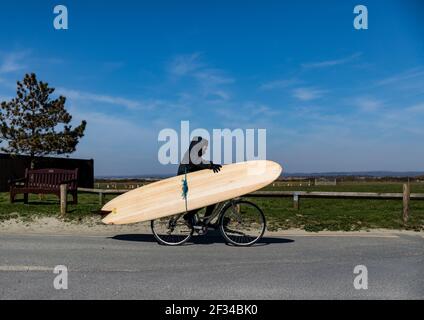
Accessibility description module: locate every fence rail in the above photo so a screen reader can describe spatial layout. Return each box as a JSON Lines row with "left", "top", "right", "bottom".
{"left": 73, "top": 185, "right": 422, "bottom": 222}
{"left": 248, "top": 190, "right": 424, "bottom": 199}
{"left": 77, "top": 187, "right": 424, "bottom": 200}
{"left": 78, "top": 187, "right": 130, "bottom": 194}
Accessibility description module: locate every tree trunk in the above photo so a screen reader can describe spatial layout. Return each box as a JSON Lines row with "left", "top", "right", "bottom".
{"left": 30, "top": 154, "right": 35, "bottom": 169}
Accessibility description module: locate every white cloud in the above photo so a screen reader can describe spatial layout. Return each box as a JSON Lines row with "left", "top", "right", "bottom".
{"left": 56, "top": 88, "right": 160, "bottom": 110}
{"left": 69, "top": 108, "right": 160, "bottom": 175}
{"left": 168, "top": 53, "right": 234, "bottom": 102}
{"left": 169, "top": 53, "right": 203, "bottom": 76}
{"left": 244, "top": 102, "right": 280, "bottom": 117}
{"left": 376, "top": 67, "right": 424, "bottom": 86}
{"left": 260, "top": 78, "right": 300, "bottom": 90}
{"left": 213, "top": 101, "right": 280, "bottom": 128}
{"left": 169, "top": 53, "right": 234, "bottom": 85}
{"left": 0, "top": 94, "right": 13, "bottom": 102}
{"left": 194, "top": 68, "right": 234, "bottom": 85}
{"left": 0, "top": 50, "right": 29, "bottom": 74}
{"left": 406, "top": 103, "right": 424, "bottom": 113}
{"left": 210, "top": 90, "right": 230, "bottom": 100}
{"left": 301, "top": 52, "right": 362, "bottom": 69}
{"left": 354, "top": 97, "right": 383, "bottom": 112}
{"left": 292, "top": 87, "right": 326, "bottom": 101}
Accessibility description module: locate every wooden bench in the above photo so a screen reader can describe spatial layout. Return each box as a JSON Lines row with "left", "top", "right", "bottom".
{"left": 9, "top": 168, "right": 79, "bottom": 204}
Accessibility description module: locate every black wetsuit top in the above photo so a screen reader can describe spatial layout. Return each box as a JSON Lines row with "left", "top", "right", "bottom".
{"left": 177, "top": 137, "right": 212, "bottom": 175}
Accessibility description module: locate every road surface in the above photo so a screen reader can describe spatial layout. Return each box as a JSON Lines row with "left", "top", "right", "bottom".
{"left": 0, "top": 231, "right": 423, "bottom": 299}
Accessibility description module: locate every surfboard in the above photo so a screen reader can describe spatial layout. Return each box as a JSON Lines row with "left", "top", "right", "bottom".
{"left": 101, "top": 160, "right": 282, "bottom": 225}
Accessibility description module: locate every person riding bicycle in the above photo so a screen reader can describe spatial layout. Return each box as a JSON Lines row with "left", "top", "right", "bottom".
{"left": 178, "top": 136, "right": 222, "bottom": 226}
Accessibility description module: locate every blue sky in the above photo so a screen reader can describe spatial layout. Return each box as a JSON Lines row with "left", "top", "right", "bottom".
{"left": 0, "top": 0, "right": 423, "bottom": 175}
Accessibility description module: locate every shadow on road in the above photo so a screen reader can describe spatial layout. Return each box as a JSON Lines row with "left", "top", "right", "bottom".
{"left": 110, "top": 231, "right": 294, "bottom": 246}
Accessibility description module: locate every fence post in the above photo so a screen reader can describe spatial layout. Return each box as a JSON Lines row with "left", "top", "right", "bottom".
{"left": 99, "top": 192, "right": 105, "bottom": 205}
{"left": 293, "top": 193, "right": 300, "bottom": 210}
{"left": 60, "top": 184, "right": 68, "bottom": 217}
{"left": 403, "top": 183, "right": 410, "bottom": 223}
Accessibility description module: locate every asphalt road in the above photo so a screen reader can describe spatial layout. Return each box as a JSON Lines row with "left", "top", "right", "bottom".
{"left": 0, "top": 231, "right": 423, "bottom": 299}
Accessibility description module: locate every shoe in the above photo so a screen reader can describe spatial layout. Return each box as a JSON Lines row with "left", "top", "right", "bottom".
{"left": 206, "top": 222, "right": 218, "bottom": 229}
{"left": 183, "top": 214, "right": 196, "bottom": 227}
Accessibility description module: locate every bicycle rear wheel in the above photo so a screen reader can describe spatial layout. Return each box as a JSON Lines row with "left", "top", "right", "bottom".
{"left": 151, "top": 214, "right": 193, "bottom": 246}
{"left": 219, "top": 200, "right": 266, "bottom": 246}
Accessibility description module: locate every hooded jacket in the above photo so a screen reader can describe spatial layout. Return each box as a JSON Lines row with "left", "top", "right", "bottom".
{"left": 177, "top": 137, "right": 212, "bottom": 175}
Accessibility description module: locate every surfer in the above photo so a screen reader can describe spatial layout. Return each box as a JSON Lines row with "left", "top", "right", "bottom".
{"left": 178, "top": 136, "right": 222, "bottom": 226}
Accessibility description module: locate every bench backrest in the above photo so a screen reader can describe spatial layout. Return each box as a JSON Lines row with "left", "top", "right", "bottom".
{"left": 25, "top": 168, "right": 79, "bottom": 190}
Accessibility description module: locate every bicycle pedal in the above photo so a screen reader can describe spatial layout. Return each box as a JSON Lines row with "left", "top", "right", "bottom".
{"left": 196, "top": 229, "right": 208, "bottom": 235}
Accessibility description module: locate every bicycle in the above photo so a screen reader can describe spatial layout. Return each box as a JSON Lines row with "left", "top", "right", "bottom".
{"left": 151, "top": 199, "right": 266, "bottom": 246}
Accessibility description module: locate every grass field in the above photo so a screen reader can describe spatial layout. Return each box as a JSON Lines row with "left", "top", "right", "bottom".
{"left": 253, "top": 181, "right": 424, "bottom": 231}
{"left": 1, "top": 181, "right": 423, "bottom": 231}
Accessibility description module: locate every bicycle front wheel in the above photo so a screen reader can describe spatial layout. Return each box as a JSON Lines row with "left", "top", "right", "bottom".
{"left": 219, "top": 200, "right": 266, "bottom": 246}
{"left": 151, "top": 214, "right": 193, "bottom": 246}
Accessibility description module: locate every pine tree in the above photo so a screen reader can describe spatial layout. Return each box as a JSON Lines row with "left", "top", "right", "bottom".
{"left": 0, "top": 73, "right": 87, "bottom": 158}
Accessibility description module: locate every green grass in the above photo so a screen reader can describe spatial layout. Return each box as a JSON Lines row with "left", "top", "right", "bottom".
{"left": 259, "top": 182, "right": 424, "bottom": 231}
{"left": 250, "top": 197, "right": 424, "bottom": 232}
{"left": 0, "top": 181, "right": 423, "bottom": 231}
{"left": 0, "top": 192, "right": 116, "bottom": 222}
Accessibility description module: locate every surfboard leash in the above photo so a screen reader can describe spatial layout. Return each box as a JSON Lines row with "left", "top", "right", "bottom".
{"left": 181, "top": 167, "right": 189, "bottom": 214}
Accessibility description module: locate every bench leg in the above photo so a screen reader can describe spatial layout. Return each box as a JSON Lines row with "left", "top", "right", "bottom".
{"left": 72, "top": 192, "right": 78, "bottom": 205}
{"left": 23, "top": 193, "right": 28, "bottom": 204}
{"left": 10, "top": 191, "right": 15, "bottom": 203}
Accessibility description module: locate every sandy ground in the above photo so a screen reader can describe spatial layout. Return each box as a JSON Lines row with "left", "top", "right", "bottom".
{"left": 0, "top": 216, "right": 152, "bottom": 236}
{"left": 0, "top": 216, "right": 423, "bottom": 238}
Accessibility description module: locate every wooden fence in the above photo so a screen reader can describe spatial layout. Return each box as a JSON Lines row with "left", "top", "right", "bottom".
{"left": 62, "top": 184, "right": 424, "bottom": 223}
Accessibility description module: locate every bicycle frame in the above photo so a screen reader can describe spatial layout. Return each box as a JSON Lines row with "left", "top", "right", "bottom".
{"left": 169, "top": 199, "right": 238, "bottom": 230}
{"left": 197, "top": 199, "right": 239, "bottom": 226}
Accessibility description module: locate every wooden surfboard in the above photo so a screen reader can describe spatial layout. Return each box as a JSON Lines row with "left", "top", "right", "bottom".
{"left": 101, "top": 160, "right": 282, "bottom": 225}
